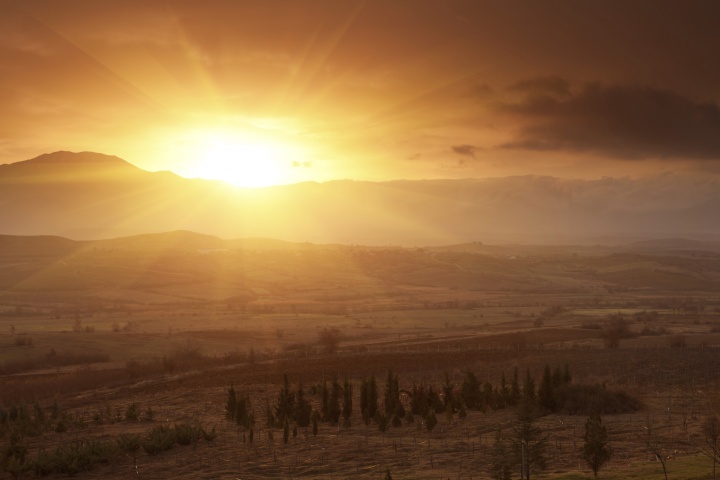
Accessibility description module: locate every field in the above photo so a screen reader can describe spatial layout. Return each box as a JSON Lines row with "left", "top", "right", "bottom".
{"left": 2, "top": 232, "right": 720, "bottom": 479}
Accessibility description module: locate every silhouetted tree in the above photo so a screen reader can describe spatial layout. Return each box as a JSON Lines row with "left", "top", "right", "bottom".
{"left": 582, "top": 414, "right": 612, "bottom": 477}
{"left": 295, "top": 381, "right": 311, "bottom": 427}
{"left": 342, "top": 378, "right": 353, "bottom": 427}
{"left": 698, "top": 415, "right": 720, "bottom": 479}
{"left": 384, "top": 370, "right": 400, "bottom": 417}
{"left": 513, "top": 400, "right": 548, "bottom": 479}
{"left": 538, "top": 365, "right": 555, "bottom": 412}
{"left": 523, "top": 368, "right": 536, "bottom": 401}
{"left": 490, "top": 428, "right": 513, "bottom": 480}
{"left": 225, "top": 385, "right": 237, "bottom": 420}
{"left": 510, "top": 367, "right": 521, "bottom": 406}
{"left": 275, "top": 375, "right": 295, "bottom": 425}
{"left": 461, "top": 371, "right": 481, "bottom": 409}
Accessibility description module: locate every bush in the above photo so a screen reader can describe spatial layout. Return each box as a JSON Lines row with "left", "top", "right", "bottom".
{"left": 142, "top": 425, "right": 175, "bottom": 455}
{"left": 125, "top": 402, "right": 140, "bottom": 421}
{"left": 555, "top": 384, "right": 643, "bottom": 415}
{"left": 174, "top": 423, "right": 202, "bottom": 446}
{"left": 52, "top": 441, "right": 97, "bottom": 475}
{"left": 117, "top": 434, "right": 141, "bottom": 453}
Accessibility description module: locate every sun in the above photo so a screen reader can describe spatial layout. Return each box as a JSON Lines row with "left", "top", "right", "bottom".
{"left": 174, "top": 129, "right": 306, "bottom": 188}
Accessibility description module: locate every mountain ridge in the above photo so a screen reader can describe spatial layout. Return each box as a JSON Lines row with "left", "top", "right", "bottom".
{"left": 2, "top": 151, "right": 720, "bottom": 245}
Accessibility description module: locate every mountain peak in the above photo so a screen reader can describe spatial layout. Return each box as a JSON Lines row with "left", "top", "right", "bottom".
{"left": 19, "top": 151, "right": 137, "bottom": 169}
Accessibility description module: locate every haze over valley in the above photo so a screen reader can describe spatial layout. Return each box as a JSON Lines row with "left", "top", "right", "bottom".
{"left": 3, "top": 151, "right": 720, "bottom": 246}
{"left": 2, "top": 1, "right": 720, "bottom": 479}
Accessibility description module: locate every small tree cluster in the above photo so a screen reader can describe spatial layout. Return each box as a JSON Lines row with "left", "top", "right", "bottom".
{"left": 226, "top": 385, "right": 255, "bottom": 428}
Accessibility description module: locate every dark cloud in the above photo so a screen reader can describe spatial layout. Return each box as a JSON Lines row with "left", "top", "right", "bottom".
{"left": 508, "top": 76, "right": 570, "bottom": 96}
{"left": 467, "top": 83, "right": 493, "bottom": 98}
{"left": 452, "top": 144, "right": 480, "bottom": 158}
{"left": 500, "top": 84, "right": 720, "bottom": 160}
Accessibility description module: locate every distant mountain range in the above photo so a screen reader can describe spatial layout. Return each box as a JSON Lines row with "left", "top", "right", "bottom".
{"left": 2, "top": 151, "right": 720, "bottom": 245}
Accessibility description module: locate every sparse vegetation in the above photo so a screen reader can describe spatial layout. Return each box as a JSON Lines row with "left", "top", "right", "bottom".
{"left": 1, "top": 236, "right": 720, "bottom": 478}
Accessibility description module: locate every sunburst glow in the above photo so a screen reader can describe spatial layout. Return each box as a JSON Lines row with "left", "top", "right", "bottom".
{"left": 170, "top": 129, "right": 309, "bottom": 188}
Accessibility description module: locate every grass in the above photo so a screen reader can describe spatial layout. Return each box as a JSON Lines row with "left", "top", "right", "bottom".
{"left": 1, "top": 239, "right": 720, "bottom": 477}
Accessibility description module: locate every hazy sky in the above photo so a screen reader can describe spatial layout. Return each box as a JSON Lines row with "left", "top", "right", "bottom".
{"left": 2, "top": 0, "right": 720, "bottom": 186}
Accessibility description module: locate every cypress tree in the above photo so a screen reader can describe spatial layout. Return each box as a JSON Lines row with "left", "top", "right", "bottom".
{"left": 490, "top": 428, "right": 512, "bottom": 480}
{"left": 365, "top": 374, "right": 379, "bottom": 419}
{"left": 582, "top": 414, "right": 612, "bottom": 477}
{"left": 311, "top": 410, "right": 319, "bottom": 436}
{"left": 342, "top": 378, "right": 353, "bottom": 427}
{"left": 523, "top": 368, "right": 536, "bottom": 401}
{"left": 513, "top": 400, "right": 548, "bottom": 479}
{"left": 510, "top": 367, "right": 521, "bottom": 406}
{"left": 461, "top": 371, "right": 481, "bottom": 409}
{"left": 275, "top": 374, "right": 296, "bottom": 425}
{"left": 321, "top": 381, "right": 329, "bottom": 421}
{"left": 295, "top": 381, "right": 311, "bottom": 427}
{"left": 226, "top": 385, "right": 237, "bottom": 420}
{"left": 538, "top": 365, "right": 555, "bottom": 412}
{"left": 384, "top": 370, "right": 400, "bottom": 417}
{"left": 426, "top": 410, "right": 437, "bottom": 433}
{"left": 327, "top": 376, "right": 342, "bottom": 425}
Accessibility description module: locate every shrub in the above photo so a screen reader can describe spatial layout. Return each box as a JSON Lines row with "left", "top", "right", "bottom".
{"left": 555, "top": 384, "right": 643, "bottom": 415}
{"left": 174, "top": 423, "right": 202, "bottom": 446}
{"left": 142, "top": 425, "right": 175, "bottom": 454}
{"left": 143, "top": 406, "right": 154, "bottom": 422}
{"left": 125, "top": 402, "right": 140, "bottom": 421}
{"left": 52, "top": 441, "right": 97, "bottom": 475}
{"left": 117, "top": 434, "right": 141, "bottom": 453}
{"left": 201, "top": 425, "right": 216, "bottom": 441}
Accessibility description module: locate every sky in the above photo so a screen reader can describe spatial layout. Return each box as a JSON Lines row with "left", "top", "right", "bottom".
{"left": 1, "top": 0, "right": 720, "bottom": 187}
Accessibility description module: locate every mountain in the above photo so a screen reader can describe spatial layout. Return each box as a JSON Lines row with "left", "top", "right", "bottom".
{"left": 2, "top": 151, "right": 720, "bottom": 245}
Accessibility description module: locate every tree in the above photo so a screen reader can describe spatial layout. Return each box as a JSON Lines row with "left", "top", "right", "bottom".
{"left": 697, "top": 415, "right": 720, "bottom": 479}
{"left": 342, "top": 378, "right": 353, "bottom": 427}
{"left": 510, "top": 367, "right": 521, "bottom": 406}
{"left": 264, "top": 397, "right": 275, "bottom": 427}
{"left": 523, "top": 368, "right": 536, "bottom": 401}
{"left": 311, "top": 410, "right": 319, "bottom": 436}
{"left": 225, "top": 385, "right": 237, "bottom": 420}
{"left": 441, "top": 371, "right": 455, "bottom": 409}
{"left": 318, "top": 327, "right": 341, "bottom": 354}
{"left": 490, "top": 428, "right": 513, "bottom": 480}
{"left": 425, "top": 410, "right": 437, "bottom": 433}
{"left": 327, "top": 376, "right": 342, "bottom": 425}
{"left": 377, "top": 413, "right": 389, "bottom": 433}
{"left": 283, "top": 419, "right": 290, "bottom": 444}
{"left": 295, "top": 381, "right": 311, "bottom": 427}
{"left": 513, "top": 400, "right": 548, "bottom": 479}
{"left": 236, "top": 395, "right": 253, "bottom": 428}
{"left": 321, "top": 381, "right": 329, "bottom": 421}
{"left": 275, "top": 375, "right": 296, "bottom": 426}
{"left": 538, "top": 365, "right": 555, "bottom": 412}
{"left": 384, "top": 370, "right": 400, "bottom": 417}
{"left": 361, "top": 375, "right": 378, "bottom": 424}
{"left": 582, "top": 414, "right": 612, "bottom": 477}
{"left": 499, "top": 372, "right": 510, "bottom": 408}
{"left": 461, "top": 371, "right": 481, "bottom": 409}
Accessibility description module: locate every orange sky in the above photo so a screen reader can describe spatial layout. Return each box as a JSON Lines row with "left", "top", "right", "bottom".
{"left": 1, "top": 0, "right": 720, "bottom": 186}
